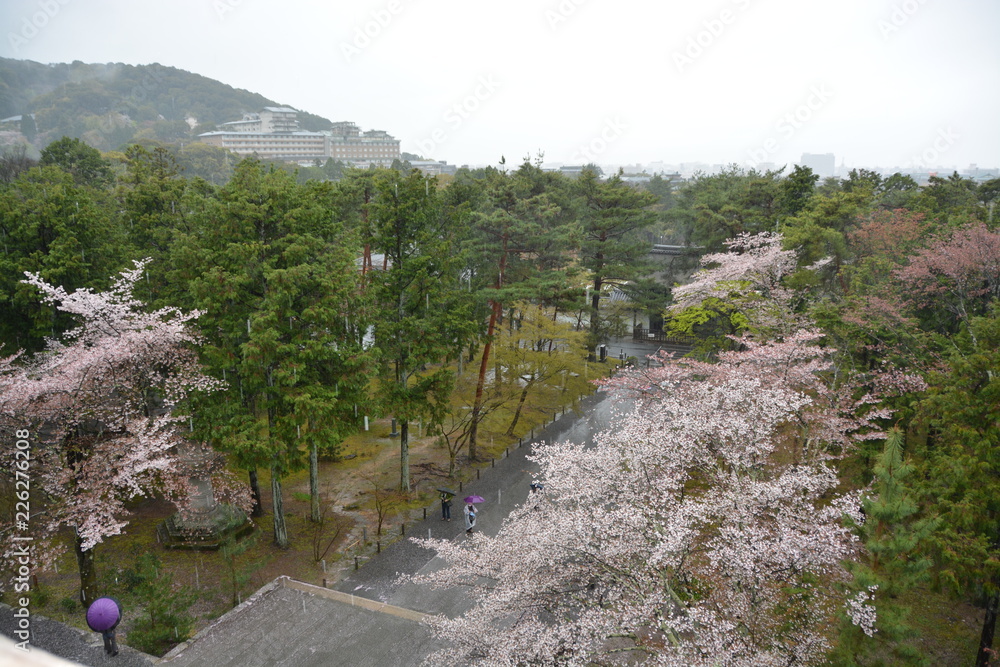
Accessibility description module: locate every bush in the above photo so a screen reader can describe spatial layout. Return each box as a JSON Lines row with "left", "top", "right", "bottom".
{"left": 121, "top": 554, "right": 195, "bottom": 657}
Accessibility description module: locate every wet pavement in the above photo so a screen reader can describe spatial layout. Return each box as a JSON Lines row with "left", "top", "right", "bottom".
{"left": 334, "top": 385, "right": 619, "bottom": 612}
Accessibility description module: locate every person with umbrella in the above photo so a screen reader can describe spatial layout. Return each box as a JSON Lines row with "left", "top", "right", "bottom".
{"left": 464, "top": 495, "right": 483, "bottom": 535}
{"left": 86, "top": 597, "right": 122, "bottom": 657}
{"left": 437, "top": 488, "right": 455, "bottom": 521}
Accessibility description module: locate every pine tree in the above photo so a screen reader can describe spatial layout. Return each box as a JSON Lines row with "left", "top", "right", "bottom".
{"left": 369, "top": 169, "right": 476, "bottom": 491}
{"left": 833, "top": 427, "right": 936, "bottom": 666}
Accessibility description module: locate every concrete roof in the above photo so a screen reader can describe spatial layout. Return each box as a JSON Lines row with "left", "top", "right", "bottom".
{"left": 160, "top": 578, "right": 442, "bottom": 667}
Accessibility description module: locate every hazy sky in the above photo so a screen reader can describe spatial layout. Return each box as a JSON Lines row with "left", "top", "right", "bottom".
{"left": 2, "top": 0, "right": 998, "bottom": 171}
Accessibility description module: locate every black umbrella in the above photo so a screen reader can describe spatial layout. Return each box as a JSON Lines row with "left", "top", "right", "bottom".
{"left": 436, "top": 488, "right": 457, "bottom": 496}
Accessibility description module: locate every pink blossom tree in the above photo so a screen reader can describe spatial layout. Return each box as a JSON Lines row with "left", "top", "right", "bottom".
{"left": 668, "top": 232, "right": 812, "bottom": 347}
{"left": 0, "top": 260, "right": 248, "bottom": 605}
{"left": 894, "top": 222, "right": 1000, "bottom": 341}
{"left": 409, "top": 332, "right": 890, "bottom": 665}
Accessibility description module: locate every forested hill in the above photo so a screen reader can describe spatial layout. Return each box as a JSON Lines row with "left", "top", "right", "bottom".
{"left": 0, "top": 58, "right": 333, "bottom": 151}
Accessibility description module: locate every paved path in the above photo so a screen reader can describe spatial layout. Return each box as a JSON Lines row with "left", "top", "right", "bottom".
{"left": 334, "top": 386, "right": 618, "bottom": 614}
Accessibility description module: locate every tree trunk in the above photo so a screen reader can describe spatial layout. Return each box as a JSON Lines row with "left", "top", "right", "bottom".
{"left": 248, "top": 469, "right": 265, "bottom": 517}
{"left": 469, "top": 235, "right": 509, "bottom": 462}
{"left": 74, "top": 533, "right": 98, "bottom": 608}
{"left": 588, "top": 273, "right": 603, "bottom": 361}
{"left": 977, "top": 589, "right": 1000, "bottom": 667}
{"left": 469, "top": 299, "right": 501, "bottom": 462}
{"left": 506, "top": 382, "right": 533, "bottom": 436}
{"left": 309, "top": 440, "right": 320, "bottom": 522}
{"left": 271, "top": 466, "right": 288, "bottom": 548}
{"left": 399, "top": 420, "right": 410, "bottom": 492}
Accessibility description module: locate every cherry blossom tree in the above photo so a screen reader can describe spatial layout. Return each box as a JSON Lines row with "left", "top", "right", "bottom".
{"left": 409, "top": 331, "right": 891, "bottom": 666}
{"left": 894, "top": 222, "right": 1000, "bottom": 340}
{"left": 0, "top": 260, "right": 248, "bottom": 605}
{"left": 668, "top": 232, "right": 810, "bottom": 348}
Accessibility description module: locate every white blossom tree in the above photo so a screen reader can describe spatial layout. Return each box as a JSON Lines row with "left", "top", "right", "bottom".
{"left": 668, "top": 231, "right": 814, "bottom": 345}
{"left": 409, "top": 331, "right": 885, "bottom": 666}
{"left": 0, "top": 260, "right": 248, "bottom": 605}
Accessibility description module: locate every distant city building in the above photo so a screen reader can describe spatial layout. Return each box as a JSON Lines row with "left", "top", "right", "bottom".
{"left": 799, "top": 153, "right": 835, "bottom": 178}
{"left": 198, "top": 108, "right": 400, "bottom": 165}
{"left": 409, "top": 160, "right": 458, "bottom": 176}
{"left": 559, "top": 165, "right": 588, "bottom": 178}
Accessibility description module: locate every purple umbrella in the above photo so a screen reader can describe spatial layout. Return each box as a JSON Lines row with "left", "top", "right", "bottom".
{"left": 463, "top": 495, "right": 484, "bottom": 504}
{"left": 86, "top": 597, "right": 121, "bottom": 633}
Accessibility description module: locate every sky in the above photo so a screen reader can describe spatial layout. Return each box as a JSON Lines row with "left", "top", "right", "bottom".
{"left": 2, "top": 0, "right": 999, "bottom": 172}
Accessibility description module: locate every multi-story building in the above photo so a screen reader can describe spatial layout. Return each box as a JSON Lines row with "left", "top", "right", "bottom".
{"left": 198, "top": 129, "right": 329, "bottom": 161}
{"left": 326, "top": 122, "right": 400, "bottom": 164}
{"left": 198, "top": 109, "right": 400, "bottom": 165}
{"left": 217, "top": 107, "right": 300, "bottom": 133}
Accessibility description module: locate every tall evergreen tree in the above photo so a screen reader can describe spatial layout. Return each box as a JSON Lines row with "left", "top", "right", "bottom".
{"left": 833, "top": 427, "right": 936, "bottom": 666}
{"left": 464, "top": 162, "right": 577, "bottom": 460}
{"left": 170, "top": 159, "right": 368, "bottom": 546}
{"left": 369, "top": 169, "right": 475, "bottom": 491}
{"left": 914, "top": 307, "right": 1000, "bottom": 667}
{"left": 576, "top": 168, "right": 657, "bottom": 360}
{"left": 0, "top": 165, "right": 126, "bottom": 352}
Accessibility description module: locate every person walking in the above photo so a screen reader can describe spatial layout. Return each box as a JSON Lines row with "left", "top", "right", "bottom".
{"left": 464, "top": 502, "right": 476, "bottom": 535}
{"left": 86, "top": 597, "right": 122, "bottom": 657}
{"left": 440, "top": 492, "right": 453, "bottom": 521}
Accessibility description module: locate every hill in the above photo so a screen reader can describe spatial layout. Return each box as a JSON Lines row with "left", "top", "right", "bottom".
{"left": 0, "top": 58, "right": 334, "bottom": 152}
